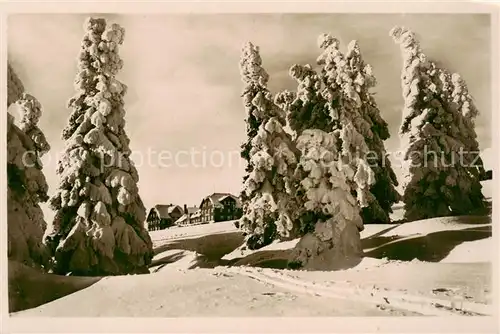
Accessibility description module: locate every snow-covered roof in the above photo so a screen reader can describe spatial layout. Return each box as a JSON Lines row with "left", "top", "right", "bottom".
{"left": 199, "top": 193, "right": 242, "bottom": 209}
{"left": 152, "top": 204, "right": 183, "bottom": 219}
{"left": 167, "top": 206, "right": 181, "bottom": 214}
{"left": 218, "top": 195, "right": 233, "bottom": 202}
{"left": 174, "top": 214, "right": 189, "bottom": 225}
{"left": 186, "top": 206, "right": 198, "bottom": 214}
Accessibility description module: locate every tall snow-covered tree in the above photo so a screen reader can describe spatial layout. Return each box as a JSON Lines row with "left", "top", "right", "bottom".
{"left": 390, "top": 26, "right": 487, "bottom": 221}
{"left": 239, "top": 42, "right": 299, "bottom": 250}
{"left": 239, "top": 42, "right": 269, "bottom": 203}
{"left": 45, "top": 18, "right": 153, "bottom": 275}
{"left": 290, "top": 124, "right": 372, "bottom": 270}
{"left": 7, "top": 64, "right": 51, "bottom": 269}
{"left": 343, "top": 40, "right": 401, "bottom": 223}
{"left": 449, "top": 72, "right": 487, "bottom": 178}
{"left": 274, "top": 45, "right": 374, "bottom": 269}
{"left": 316, "top": 34, "right": 399, "bottom": 224}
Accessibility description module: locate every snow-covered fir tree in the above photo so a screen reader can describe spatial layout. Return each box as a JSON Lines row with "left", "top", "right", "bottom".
{"left": 239, "top": 42, "right": 299, "bottom": 250}
{"left": 45, "top": 18, "right": 153, "bottom": 275}
{"left": 290, "top": 126, "right": 371, "bottom": 270}
{"left": 390, "top": 26, "right": 487, "bottom": 221}
{"left": 239, "top": 42, "right": 269, "bottom": 204}
{"left": 343, "top": 40, "right": 401, "bottom": 223}
{"left": 269, "top": 40, "right": 375, "bottom": 269}
{"left": 448, "top": 72, "right": 487, "bottom": 179}
{"left": 8, "top": 63, "right": 25, "bottom": 106}
{"left": 316, "top": 33, "right": 393, "bottom": 223}
{"left": 7, "top": 64, "right": 51, "bottom": 269}
{"left": 286, "top": 64, "right": 333, "bottom": 134}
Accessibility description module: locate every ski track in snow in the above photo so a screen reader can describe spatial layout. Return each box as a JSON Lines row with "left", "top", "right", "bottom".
{"left": 216, "top": 266, "right": 492, "bottom": 316}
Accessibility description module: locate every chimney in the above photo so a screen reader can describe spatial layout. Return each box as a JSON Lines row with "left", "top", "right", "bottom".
{"left": 184, "top": 204, "right": 188, "bottom": 214}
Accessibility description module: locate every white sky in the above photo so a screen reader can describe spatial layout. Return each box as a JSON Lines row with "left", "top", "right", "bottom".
{"left": 7, "top": 13, "right": 492, "bottom": 221}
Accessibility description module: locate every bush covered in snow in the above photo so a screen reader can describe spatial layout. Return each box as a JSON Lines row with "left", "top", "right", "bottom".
{"left": 390, "top": 26, "right": 487, "bottom": 221}
{"left": 7, "top": 65, "right": 51, "bottom": 269}
{"left": 45, "top": 18, "right": 153, "bottom": 276}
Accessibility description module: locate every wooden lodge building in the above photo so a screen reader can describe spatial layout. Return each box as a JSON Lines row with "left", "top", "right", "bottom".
{"left": 146, "top": 204, "right": 183, "bottom": 231}
{"left": 174, "top": 205, "right": 200, "bottom": 226}
{"left": 147, "top": 193, "right": 242, "bottom": 231}
{"left": 198, "top": 192, "right": 242, "bottom": 224}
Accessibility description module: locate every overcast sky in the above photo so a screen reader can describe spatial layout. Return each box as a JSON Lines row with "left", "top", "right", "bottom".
{"left": 7, "top": 13, "right": 491, "bottom": 219}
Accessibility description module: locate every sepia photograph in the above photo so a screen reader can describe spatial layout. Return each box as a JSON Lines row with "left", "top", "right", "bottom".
{"left": 2, "top": 1, "right": 498, "bottom": 332}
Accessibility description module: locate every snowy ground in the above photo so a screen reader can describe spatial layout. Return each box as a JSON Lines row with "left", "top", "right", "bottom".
{"left": 12, "top": 260, "right": 491, "bottom": 317}
{"left": 9, "top": 203, "right": 493, "bottom": 317}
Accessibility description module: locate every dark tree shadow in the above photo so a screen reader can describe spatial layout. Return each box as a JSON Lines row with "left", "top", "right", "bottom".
{"left": 362, "top": 215, "right": 491, "bottom": 252}
{"left": 364, "top": 226, "right": 492, "bottom": 262}
{"left": 153, "top": 231, "right": 245, "bottom": 262}
{"left": 9, "top": 260, "right": 102, "bottom": 313}
{"left": 364, "top": 225, "right": 401, "bottom": 239}
{"left": 252, "top": 259, "right": 290, "bottom": 269}
{"left": 362, "top": 235, "right": 405, "bottom": 250}
{"left": 150, "top": 251, "right": 193, "bottom": 269}
{"left": 229, "top": 250, "right": 293, "bottom": 269}
{"left": 361, "top": 225, "right": 404, "bottom": 249}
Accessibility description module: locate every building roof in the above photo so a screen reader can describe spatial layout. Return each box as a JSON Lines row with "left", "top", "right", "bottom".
{"left": 186, "top": 206, "right": 198, "bottom": 215}
{"left": 174, "top": 214, "right": 189, "bottom": 225}
{"left": 168, "top": 206, "right": 182, "bottom": 214}
{"left": 199, "top": 192, "right": 242, "bottom": 208}
{"left": 151, "top": 204, "right": 183, "bottom": 219}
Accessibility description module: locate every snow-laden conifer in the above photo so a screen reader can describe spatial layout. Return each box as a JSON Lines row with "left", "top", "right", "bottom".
{"left": 287, "top": 64, "right": 333, "bottom": 134}
{"left": 45, "top": 18, "right": 153, "bottom": 275}
{"left": 316, "top": 34, "right": 390, "bottom": 222}
{"left": 7, "top": 66, "right": 51, "bottom": 269}
{"left": 7, "top": 63, "right": 25, "bottom": 106}
{"left": 390, "top": 26, "right": 487, "bottom": 220}
{"left": 239, "top": 41, "right": 270, "bottom": 203}
{"left": 281, "top": 38, "right": 375, "bottom": 269}
{"left": 239, "top": 42, "right": 299, "bottom": 250}
{"left": 290, "top": 125, "right": 368, "bottom": 270}
{"left": 343, "top": 39, "right": 401, "bottom": 223}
